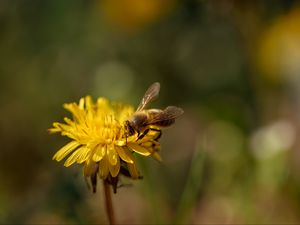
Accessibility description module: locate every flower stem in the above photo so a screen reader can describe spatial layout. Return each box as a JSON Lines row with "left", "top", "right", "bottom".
{"left": 103, "top": 180, "right": 116, "bottom": 225}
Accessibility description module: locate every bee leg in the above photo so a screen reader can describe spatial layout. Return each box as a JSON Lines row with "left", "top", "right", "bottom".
{"left": 137, "top": 128, "right": 162, "bottom": 141}
{"left": 137, "top": 129, "right": 150, "bottom": 141}
{"left": 149, "top": 128, "right": 162, "bottom": 141}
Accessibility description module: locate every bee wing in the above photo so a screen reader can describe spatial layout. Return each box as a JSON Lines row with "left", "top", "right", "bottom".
{"left": 148, "top": 106, "right": 184, "bottom": 124}
{"left": 136, "top": 82, "right": 160, "bottom": 111}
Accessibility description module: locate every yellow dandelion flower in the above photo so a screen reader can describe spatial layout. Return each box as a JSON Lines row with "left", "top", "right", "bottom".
{"left": 49, "top": 96, "right": 161, "bottom": 193}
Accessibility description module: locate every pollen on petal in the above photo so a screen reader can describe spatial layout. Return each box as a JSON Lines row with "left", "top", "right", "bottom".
{"left": 128, "top": 143, "right": 152, "bottom": 156}
{"left": 53, "top": 141, "right": 80, "bottom": 161}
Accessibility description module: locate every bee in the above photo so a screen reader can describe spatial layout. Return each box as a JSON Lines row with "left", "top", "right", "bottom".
{"left": 125, "top": 82, "right": 184, "bottom": 140}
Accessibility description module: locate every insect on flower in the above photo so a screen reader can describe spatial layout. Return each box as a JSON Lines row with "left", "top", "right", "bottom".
{"left": 49, "top": 82, "right": 183, "bottom": 194}
{"left": 125, "top": 82, "right": 184, "bottom": 141}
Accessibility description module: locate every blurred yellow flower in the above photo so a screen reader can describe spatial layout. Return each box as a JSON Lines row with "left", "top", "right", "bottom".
{"left": 257, "top": 7, "right": 300, "bottom": 84}
{"left": 98, "top": 0, "right": 176, "bottom": 32}
{"left": 49, "top": 96, "right": 161, "bottom": 192}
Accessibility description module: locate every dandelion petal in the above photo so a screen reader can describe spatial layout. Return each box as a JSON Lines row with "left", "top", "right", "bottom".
{"left": 127, "top": 162, "right": 140, "bottom": 179}
{"left": 109, "top": 157, "right": 120, "bottom": 177}
{"left": 128, "top": 143, "right": 151, "bottom": 156}
{"left": 64, "top": 149, "right": 82, "bottom": 167}
{"left": 84, "top": 160, "right": 98, "bottom": 177}
{"left": 98, "top": 156, "right": 109, "bottom": 179}
{"left": 107, "top": 146, "right": 118, "bottom": 165}
{"left": 152, "top": 152, "right": 162, "bottom": 162}
{"left": 93, "top": 145, "right": 106, "bottom": 162}
{"left": 76, "top": 147, "right": 90, "bottom": 163}
{"left": 115, "top": 146, "right": 134, "bottom": 163}
{"left": 53, "top": 141, "right": 80, "bottom": 161}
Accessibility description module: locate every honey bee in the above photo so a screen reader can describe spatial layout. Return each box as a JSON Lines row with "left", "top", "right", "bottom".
{"left": 125, "top": 82, "right": 184, "bottom": 140}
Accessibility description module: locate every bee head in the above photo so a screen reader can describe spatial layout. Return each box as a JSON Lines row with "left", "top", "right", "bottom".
{"left": 125, "top": 112, "right": 148, "bottom": 136}
{"left": 125, "top": 120, "right": 135, "bottom": 136}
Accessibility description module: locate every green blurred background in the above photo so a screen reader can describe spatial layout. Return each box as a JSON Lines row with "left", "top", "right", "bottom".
{"left": 1, "top": 0, "right": 300, "bottom": 224}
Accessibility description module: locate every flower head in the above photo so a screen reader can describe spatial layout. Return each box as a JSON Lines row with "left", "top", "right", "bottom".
{"left": 49, "top": 96, "right": 161, "bottom": 193}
